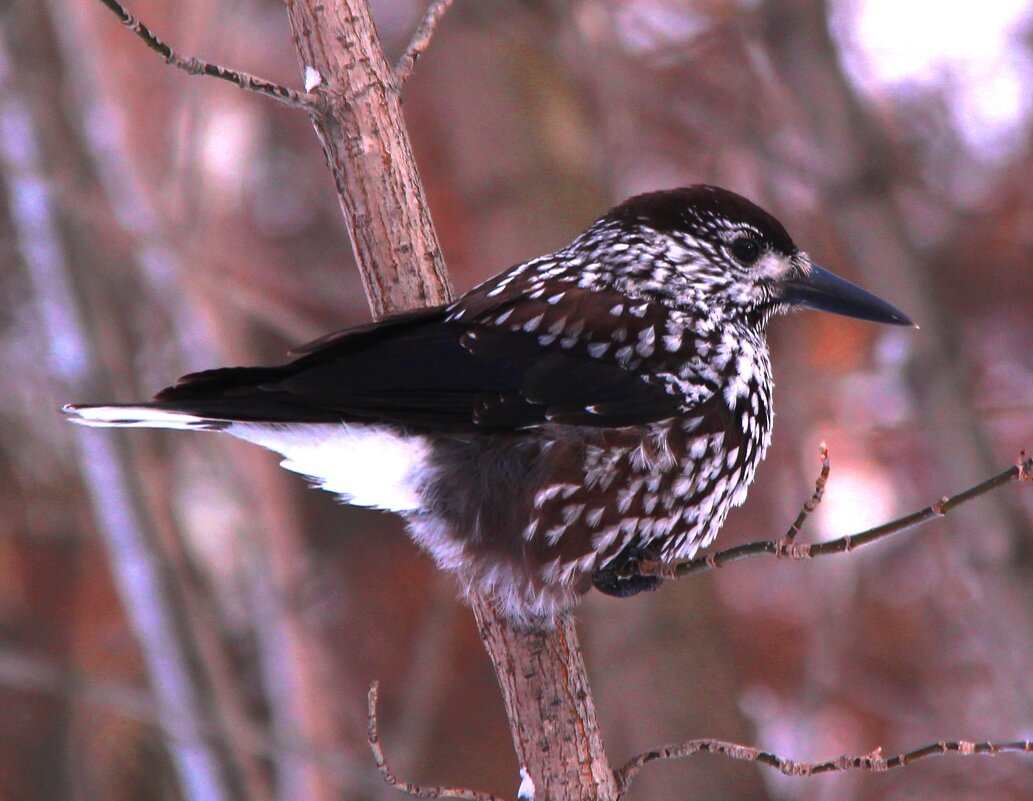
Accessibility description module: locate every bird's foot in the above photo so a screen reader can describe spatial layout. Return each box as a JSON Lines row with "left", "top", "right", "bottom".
{"left": 592, "top": 546, "right": 665, "bottom": 597}
{"left": 591, "top": 569, "right": 664, "bottom": 597}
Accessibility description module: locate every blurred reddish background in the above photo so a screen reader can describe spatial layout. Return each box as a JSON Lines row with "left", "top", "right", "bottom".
{"left": 1, "top": 1, "right": 1032, "bottom": 800}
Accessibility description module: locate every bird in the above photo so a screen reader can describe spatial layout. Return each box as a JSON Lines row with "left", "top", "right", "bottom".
{"left": 65, "top": 185, "right": 913, "bottom": 626}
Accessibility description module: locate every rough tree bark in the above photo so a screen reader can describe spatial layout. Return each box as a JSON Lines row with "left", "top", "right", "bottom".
{"left": 281, "top": 2, "right": 619, "bottom": 799}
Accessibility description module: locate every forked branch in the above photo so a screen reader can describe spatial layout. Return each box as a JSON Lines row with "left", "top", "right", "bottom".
{"left": 639, "top": 450, "right": 1033, "bottom": 580}
{"left": 96, "top": 0, "right": 315, "bottom": 108}
{"left": 616, "top": 736, "right": 1033, "bottom": 798}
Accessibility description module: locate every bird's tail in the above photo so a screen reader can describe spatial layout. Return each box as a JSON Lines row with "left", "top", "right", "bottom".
{"left": 62, "top": 404, "right": 229, "bottom": 431}
{"left": 63, "top": 364, "right": 307, "bottom": 429}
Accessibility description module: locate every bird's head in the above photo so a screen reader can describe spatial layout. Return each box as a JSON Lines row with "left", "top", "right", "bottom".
{"left": 573, "top": 185, "right": 914, "bottom": 331}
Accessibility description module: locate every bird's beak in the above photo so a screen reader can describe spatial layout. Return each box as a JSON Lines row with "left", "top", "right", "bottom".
{"left": 778, "top": 263, "right": 915, "bottom": 327}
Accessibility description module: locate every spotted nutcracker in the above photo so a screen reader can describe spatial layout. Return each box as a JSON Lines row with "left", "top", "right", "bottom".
{"left": 65, "top": 186, "right": 913, "bottom": 624}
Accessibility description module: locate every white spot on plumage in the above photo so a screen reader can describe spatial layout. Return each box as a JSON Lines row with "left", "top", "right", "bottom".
{"left": 561, "top": 504, "right": 585, "bottom": 525}
{"left": 577, "top": 552, "right": 598, "bottom": 572}
{"left": 636, "top": 326, "right": 655, "bottom": 357}
{"left": 544, "top": 525, "right": 567, "bottom": 546}
{"left": 523, "top": 313, "right": 545, "bottom": 332}
{"left": 673, "top": 476, "right": 694, "bottom": 496}
{"left": 593, "top": 526, "right": 620, "bottom": 553}
{"left": 534, "top": 485, "right": 564, "bottom": 508}
{"left": 616, "top": 479, "right": 642, "bottom": 513}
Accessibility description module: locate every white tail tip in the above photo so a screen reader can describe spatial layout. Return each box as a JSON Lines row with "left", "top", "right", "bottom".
{"left": 63, "top": 404, "right": 214, "bottom": 430}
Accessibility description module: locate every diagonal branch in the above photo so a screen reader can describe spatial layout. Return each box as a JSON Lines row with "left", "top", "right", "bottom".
{"left": 367, "top": 682, "right": 509, "bottom": 801}
{"left": 616, "top": 735, "right": 1033, "bottom": 798}
{"left": 95, "top": 0, "right": 315, "bottom": 109}
{"left": 639, "top": 451, "right": 1033, "bottom": 581}
{"left": 396, "top": 0, "right": 455, "bottom": 86}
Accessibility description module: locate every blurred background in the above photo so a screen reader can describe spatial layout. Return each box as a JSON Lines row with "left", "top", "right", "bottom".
{"left": 2, "top": 0, "right": 1033, "bottom": 799}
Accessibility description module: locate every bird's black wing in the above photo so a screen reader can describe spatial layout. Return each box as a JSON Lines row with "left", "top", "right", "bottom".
{"left": 152, "top": 284, "right": 684, "bottom": 431}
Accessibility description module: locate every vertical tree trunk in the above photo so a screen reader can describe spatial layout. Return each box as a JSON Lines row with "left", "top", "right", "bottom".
{"left": 283, "top": 0, "right": 453, "bottom": 313}
{"left": 281, "top": 1, "right": 619, "bottom": 798}
{"left": 472, "top": 598, "right": 619, "bottom": 801}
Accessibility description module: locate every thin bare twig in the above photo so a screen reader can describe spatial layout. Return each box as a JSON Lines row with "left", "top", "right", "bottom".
{"left": 395, "top": 0, "right": 455, "bottom": 86}
{"left": 616, "top": 736, "right": 1033, "bottom": 797}
{"left": 95, "top": 0, "right": 315, "bottom": 109}
{"left": 783, "top": 441, "right": 830, "bottom": 544}
{"left": 367, "top": 682, "right": 509, "bottom": 801}
{"left": 639, "top": 451, "right": 1033, "bottom": 580}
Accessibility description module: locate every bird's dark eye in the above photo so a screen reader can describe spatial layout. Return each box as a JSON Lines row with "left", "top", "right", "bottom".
{"left": 730, "top": 236, "right": 762, "bottom": 265}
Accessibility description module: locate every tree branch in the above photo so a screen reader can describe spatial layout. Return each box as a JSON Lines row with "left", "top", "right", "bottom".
{"left": 367, "top": 682, "right": 509, "bottom": 801}
{"left": 638, "top": 451, "right": 1033, "bottom": 581}
{"left": 396, "top": 0, "right": 456, "bottom": 86}
{"left": 95, "top": 0, "right": 315, "bottom": 109}
{"left": 616, "top": 736, "right": 1033, "bottom": 797}
{"left": 469, "top": 597, "right": 619, "bottom": 801}
{"left": 281, "top": 2, "right": 612, "bottom": 799}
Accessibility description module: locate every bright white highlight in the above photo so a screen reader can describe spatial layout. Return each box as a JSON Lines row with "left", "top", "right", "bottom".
{"left": 65, "top": 405, "right": 209, "bottom": 429}
{"left": 517, "top": 767, "right": 536, "bottom": 800}
{"left": 833, "top": 0, "right": 1033, "bottom": 158}
{"left": 304, "top": 66, "right": 323, "bottom": 92}
{"left": 815, "top": 462, "right": 896, "bottom": 540}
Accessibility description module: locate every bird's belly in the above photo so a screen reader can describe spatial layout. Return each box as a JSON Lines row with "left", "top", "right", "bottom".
{"left": 228, "top": 422, "right": 432, "bottom": 512}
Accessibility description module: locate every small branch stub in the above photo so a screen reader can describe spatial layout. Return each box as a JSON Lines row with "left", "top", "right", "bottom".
{"left": 783, "top": 441, "right": 831, "bottom": 545}
{"left": 396, "top": 0, "right": 456, "bottom": 86}
{"left": 1018, "top": 450, "right": 1031, "bottom": 482}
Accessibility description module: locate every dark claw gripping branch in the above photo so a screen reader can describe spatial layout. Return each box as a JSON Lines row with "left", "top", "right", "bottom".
{"left": 66, "top": 186, "right": 913, "bottom": 624}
